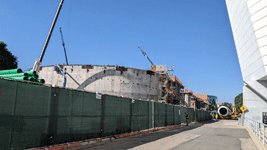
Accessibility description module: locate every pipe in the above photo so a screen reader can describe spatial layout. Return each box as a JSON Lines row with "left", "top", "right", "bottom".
{"left": 54, "top": 65, "right": 67, "bottom": 87}
{"left": 24, "top": 71, "right": 36, "bottom": 76}
{"left": 0, "top": 68, "right": 22, "bottom": 75}
{"left": 0, "top": 73, "right": 28, "bottom": 77}
{"left": 25, "top": 71, "right": 38, "bottom": 79}
{"left": 5, "top": 76, "right": 28, "bottom": 81}
{"left": 33, "top": 74, "right": 39, "bottom": 79}
{"left": 218, "top": 106, "right": 232, "bottom": 117}
{"left": 29, "top": 77, "right": 35, "bottom": 82}
{"left": 38, "top": 79, "right": 45, "bottom": 84}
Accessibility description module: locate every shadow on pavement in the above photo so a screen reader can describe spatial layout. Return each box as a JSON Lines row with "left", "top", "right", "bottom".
{"left": 72, "top": 122, "right": 207, "bottom": 150}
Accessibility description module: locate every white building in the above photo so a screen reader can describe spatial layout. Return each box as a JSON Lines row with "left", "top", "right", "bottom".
{"left": 226, "top": 0, "right": 267, "bottom": 122}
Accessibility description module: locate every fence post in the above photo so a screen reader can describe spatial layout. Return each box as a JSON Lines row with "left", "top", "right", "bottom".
{"left": 194, "top": 109, "right": 196, "bottom": 122}
{"left": 255, "top": 121, "right": 257, "bottom": 135}
{"left": 100, "top": 95, "right": 106, "bottom": 136}
{"left": 172, "top": 105, "right": 176, "bottom": 125}
{"left": 47, "top": 87, "right": 59, "bottom": 141}
{"left": 165, "top": 104, "right": 167, "bottom": 126}
{"left": 255, "top": 121, "right": 257, "bottom": 134}
{"left": 263, "top": 126, "right": 265, "bottom": 145}
{"left": 254, "top": 121, "right": 255, "bottom": 133}
{"left": 9, "top": 81, "right": 19, "bottom": 149}
{"left": 258, "top": 124, "right": 261, "bottom": 140}
{"left": 129, "top": 99, "right": 132, "bottom": 132}
{"left": 152, "top": 101, "right": 154, "bottom": 128}
{"left": 258, "top": 123, "right": 260, "bottom": 138}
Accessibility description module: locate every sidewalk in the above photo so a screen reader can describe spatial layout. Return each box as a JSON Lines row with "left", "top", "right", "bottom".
{"left": 243, "top": 124, "right": 267, "bottom": 150}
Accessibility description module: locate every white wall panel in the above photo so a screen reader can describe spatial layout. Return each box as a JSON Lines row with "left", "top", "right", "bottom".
{"left": 249, "top": 0, "right": 267, "bottom": 15}
{"left": 226, "top": 0, "right": 267, "bottom": 81}
{"left": 260, "top": 46, "right": 267, "bottom": 56}
{"left": 247, "top": 0, "right": 261, "bottom": 8}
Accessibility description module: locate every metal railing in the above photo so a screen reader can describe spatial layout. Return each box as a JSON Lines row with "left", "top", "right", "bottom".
{"left": 239, "top": 117, "right": 267, "bottom": 145}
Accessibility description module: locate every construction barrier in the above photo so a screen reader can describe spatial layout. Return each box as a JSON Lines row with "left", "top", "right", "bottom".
{"left": 154, "top": 102, "right": 165, "bottom": 127}
{"left": 174, "top": 106, "right": 181, "bottom": 125}
{"left": 0, "top": 79, "right": 211, "bottom": 150}
{"left": 187, "top": 108, "right": 195, "bottom": 123}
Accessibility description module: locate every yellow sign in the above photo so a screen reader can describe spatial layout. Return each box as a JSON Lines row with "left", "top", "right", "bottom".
{"left": 240, "top": 105, "right": 247, "bottom": 112}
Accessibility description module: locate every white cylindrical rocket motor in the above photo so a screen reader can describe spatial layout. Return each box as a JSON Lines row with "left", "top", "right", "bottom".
{"left": 218, "top": 106, "right": 232, "bottom": 117}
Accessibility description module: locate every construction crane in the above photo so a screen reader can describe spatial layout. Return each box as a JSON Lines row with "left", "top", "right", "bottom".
{"left": 138, "top": 46, "right": 154, "bottom": 65}
{"left": 59, "top": 27, "right": 69, "bottom": 65}
{"left": 33, "top": 0, "right": 64, "bottom": 72}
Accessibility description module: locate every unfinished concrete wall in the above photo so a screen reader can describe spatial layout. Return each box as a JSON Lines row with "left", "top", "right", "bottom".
{"left": 38, "top": 65, "right": 159, "bottom": 101}
{"left": 184, "top": 93, "right": 191, "bottom": 106}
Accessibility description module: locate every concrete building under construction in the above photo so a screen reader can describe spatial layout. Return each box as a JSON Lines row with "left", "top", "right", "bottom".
{"left": 38, "top": 64, "right": 186, "bottom": 105}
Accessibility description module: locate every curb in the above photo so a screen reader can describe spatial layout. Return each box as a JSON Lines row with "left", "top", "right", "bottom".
{"left": 30, "top": 123, "right": 197, "bottom": 150}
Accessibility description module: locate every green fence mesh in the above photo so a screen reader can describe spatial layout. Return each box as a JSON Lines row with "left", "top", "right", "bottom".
{"left": 180, "top": 106, "right": 187, "bottom": 123}
{"left": 79, "top": 92, "right": 101, "bottom": 139}
{"left": 154, "top": 103, "right": 167, "bottom": 127}
{"left": 0, "top": 79, "right": 17, "bottom": 149}
{"left": 200, "top": 110, "right": 203, "bottom": 121}
{"left": 166, "top": 105, "right": 174, "bottom": 126}
{"left": 174, "top": 106, "right": 180, "bottom": 125}
{"left": 204, "top": 111, "right": 207, "bottom": 120}
{"left": 56, "top": 88, "right": 72, "bottom": 136}
{"left": 198, "top": 110, "right": 202, "bottom": 121}
{"left": 205, "top": 111, "right": 210, "bottom": 121}
{"left": 148, "top": 102, "right": 153, "bottom": 129}
{"left": 187, "top": 108, "right": 195, "bottom": 122}
{"left": 131, "top": 100, "right": 149, "bottom": 132}
{"left": 11, "top": 81, "right": 51, "bottom": 149}
{"left": 0, "top": 79, "right": 212, "bottom": 150}
{"left": 196, "top": 110, "right": 200, "bottom": 121}
{"left": 104, "top": 96, "right": 130, "bottom": 136}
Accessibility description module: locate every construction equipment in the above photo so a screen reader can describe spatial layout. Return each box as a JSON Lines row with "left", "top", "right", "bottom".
{"left": 217, "top": 106, "right": 232, "bottom": 119}
{"left": 54, "top": 65, "right": 67, "bottom": 87}
{"left": 138, "top": 46, "right": 154, "bottom": 65}
{"left": 59, "top": 27, "right": 69, "bottom": 65}
{"left": 33, "top": 0, "right": 64, "bottom": 72}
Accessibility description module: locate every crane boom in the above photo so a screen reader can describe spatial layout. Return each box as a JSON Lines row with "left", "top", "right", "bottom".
{"left": 33, "top": 0, "right": 64, "bottom": 72}
{"left": 59, "top": 27, "right": 69, "bottom": 65}
{"left": 138, "top": 46, "right": 154, "bottom": 65}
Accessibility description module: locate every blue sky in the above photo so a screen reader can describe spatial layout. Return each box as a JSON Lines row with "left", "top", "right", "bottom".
{"left": 0, "top": 0, "right": 243, "bottom": 104}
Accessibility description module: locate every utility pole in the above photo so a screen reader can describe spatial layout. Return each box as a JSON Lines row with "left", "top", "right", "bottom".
{"left": 59, "top": 27, "right": 69, "bottom": 65}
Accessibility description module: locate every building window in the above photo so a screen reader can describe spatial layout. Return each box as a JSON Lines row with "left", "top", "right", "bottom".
{"left": 263, "top": 112, "right": 267, "bottom": 124}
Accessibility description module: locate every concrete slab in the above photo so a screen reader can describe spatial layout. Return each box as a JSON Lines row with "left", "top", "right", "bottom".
{"left": 66, "top": 120, "right": 258, "bottom": 150}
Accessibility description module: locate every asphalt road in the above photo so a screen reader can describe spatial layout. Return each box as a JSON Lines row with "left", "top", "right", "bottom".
{"left": 67, "top": 120, "right": 257, "bottom": 150}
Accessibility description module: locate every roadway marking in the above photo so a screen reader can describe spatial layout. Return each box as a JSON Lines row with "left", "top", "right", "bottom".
{"left": 128, "top": 133, "right": 200, "bottom": 150}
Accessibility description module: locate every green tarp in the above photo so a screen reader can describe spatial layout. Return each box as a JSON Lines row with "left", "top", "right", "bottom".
{"left": 0, "top": 79, "right": 211, "bottom": 150}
